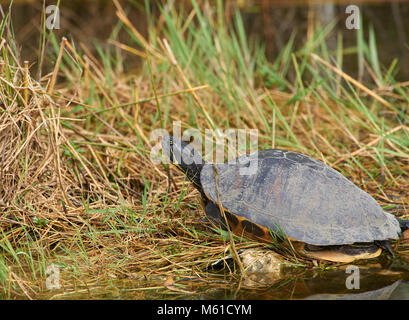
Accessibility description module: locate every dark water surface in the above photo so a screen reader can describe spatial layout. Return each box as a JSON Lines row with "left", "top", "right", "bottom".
{"left": 29, "top": 258, "right": 409, "bottom": 300}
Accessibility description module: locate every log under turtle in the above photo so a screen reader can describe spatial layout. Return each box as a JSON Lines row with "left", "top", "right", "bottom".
{"left": 162, "top": 135, "right": 409, "bottom": 263}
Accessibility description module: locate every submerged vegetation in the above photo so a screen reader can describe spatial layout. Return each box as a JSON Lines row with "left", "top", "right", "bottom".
{"left": 0, "top": 0, "right": 408, "bottom": 299}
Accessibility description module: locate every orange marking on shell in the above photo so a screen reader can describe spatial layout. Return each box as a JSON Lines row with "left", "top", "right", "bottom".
{"left": 228, "top": 215, "right": 275, "bottom": 244}
{"left": 301, "top": 244, "right": 382, "bottom": 263}
{"left": 235, "top": 172, "right": 242, "bottom": 189}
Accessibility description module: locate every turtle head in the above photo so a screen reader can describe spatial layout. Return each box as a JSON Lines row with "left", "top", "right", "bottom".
{"left": 162, "top": 135, "right": 204, "bottom": 190}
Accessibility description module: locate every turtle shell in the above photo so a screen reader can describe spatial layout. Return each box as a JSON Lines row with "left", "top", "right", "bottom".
{"left": 200, "top": 149, "right": 401, "bottom": 246}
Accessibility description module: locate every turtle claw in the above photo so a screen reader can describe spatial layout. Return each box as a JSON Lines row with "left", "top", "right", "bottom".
{"left": 375, "top": 240, "right": 395, "bottom": 258}
{"left": 398, "top": 218, "right": 409, "bottom": 232}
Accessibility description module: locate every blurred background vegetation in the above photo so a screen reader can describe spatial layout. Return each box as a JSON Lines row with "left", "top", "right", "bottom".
{"left": 5, "top": 0, "right": 409, "bottom": 80}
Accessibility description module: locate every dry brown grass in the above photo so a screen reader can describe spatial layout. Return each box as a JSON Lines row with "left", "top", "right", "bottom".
{"left": 1, "top": 0, "right": 409, "bottom": 299}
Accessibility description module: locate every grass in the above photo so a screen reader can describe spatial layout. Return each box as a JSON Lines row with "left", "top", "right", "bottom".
{"left": 0, "top": 0, "right": 409, "bottom": 299}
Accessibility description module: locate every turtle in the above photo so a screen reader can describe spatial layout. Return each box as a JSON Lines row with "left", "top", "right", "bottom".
{"left": 161, "top": 135, "right": 409, "bottom": 263}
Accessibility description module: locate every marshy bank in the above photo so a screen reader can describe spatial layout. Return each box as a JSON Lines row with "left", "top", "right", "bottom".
{"left": 0, "top": 0, "right": 409, "bottom": 299}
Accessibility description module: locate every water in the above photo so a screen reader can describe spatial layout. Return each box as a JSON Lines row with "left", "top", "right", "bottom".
{"left": 20, "top": 256, "right": 407, "bottom": 300}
